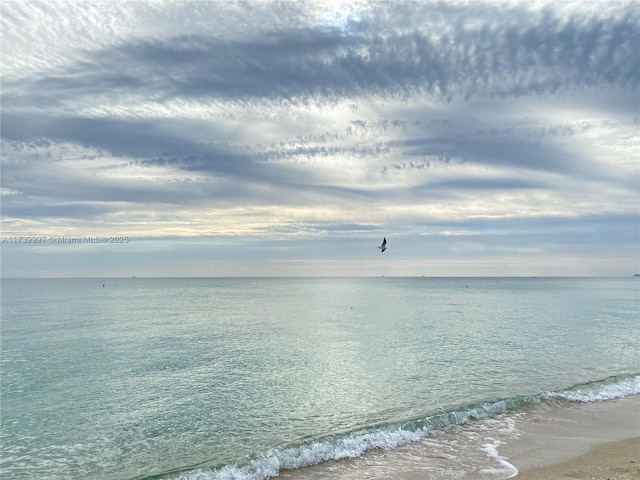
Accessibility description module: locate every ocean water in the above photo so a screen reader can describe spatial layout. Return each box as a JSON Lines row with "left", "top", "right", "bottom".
{"left": 1, "top": 277, "right": 638, "bottom": 480}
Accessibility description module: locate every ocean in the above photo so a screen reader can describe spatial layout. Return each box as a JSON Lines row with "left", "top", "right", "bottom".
{"left": 1, "top": 277, "right": 638, "bottom": 480}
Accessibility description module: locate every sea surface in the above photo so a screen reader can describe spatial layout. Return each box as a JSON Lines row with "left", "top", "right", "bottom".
{"left": 1, "top": 277, "right": 639, "bottom": 480}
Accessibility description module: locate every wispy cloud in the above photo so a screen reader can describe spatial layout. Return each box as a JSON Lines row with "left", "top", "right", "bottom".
{"left": 1, "top": 0, "right": 638, "bottom": 276}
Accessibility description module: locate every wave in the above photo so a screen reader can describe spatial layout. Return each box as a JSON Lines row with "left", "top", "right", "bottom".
{"left": 545, "top": 374, "right": 640, "bottom": 402}
{"left": 174, "top": 373, "right": 640, "bottom": 480}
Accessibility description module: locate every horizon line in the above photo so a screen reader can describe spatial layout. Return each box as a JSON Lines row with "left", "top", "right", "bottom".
{"left": 2, "top": 275, "right": 638, "bottom": 280}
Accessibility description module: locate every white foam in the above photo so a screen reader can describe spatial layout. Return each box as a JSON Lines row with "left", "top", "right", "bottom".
{"left": 176, "top": 425, "right": 430, "bottom": 480}
{"left": 176, "top": 375, "right": 640, "bottom": 480}
{"left": 480, "top": 438, "right": 519, "bottom": 479}
{"left": 547, "top": 375, "right": 640, "bottom": 403}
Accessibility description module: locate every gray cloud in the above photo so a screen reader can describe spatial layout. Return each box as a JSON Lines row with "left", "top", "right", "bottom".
{"left": 1, "top": 0, "right": 638, "bottom": 276}
{"left": 2, "top": 2, "right": 638, "bottom": 111}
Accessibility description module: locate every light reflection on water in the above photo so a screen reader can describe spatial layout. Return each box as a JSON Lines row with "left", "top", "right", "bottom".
{"left": 1, "top": 277, "right": 638, "bottom": 479}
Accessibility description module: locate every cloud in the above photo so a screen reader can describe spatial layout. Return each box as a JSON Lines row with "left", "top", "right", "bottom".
{"left": 3, "top": 2, "right": 638, "bottom": 112}
{"left": 1, "top": 0, "right": 638, "bottom": 276}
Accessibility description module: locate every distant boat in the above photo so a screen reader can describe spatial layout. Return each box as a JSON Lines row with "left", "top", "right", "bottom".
{"left": 378, "top": 237, "right": 387, "bottom": 253}
{"left": 634, "top": 273, "right": 640, "bottom": 277}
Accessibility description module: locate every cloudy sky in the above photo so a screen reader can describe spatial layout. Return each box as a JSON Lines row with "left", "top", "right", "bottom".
{"left": 1, "top": 0, "right": 638, "bottom": 277}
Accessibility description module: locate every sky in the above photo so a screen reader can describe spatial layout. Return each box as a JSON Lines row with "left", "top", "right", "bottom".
{"left": 1, "top": 0, "right": 638, "bottom": 277}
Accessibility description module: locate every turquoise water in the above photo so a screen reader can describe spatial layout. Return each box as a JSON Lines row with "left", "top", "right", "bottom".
{"left": 1, "top": 277, "right": 639, "bottom": 479}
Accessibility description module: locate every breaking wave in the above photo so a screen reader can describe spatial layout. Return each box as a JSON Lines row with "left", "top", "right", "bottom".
{"left": 173, "top": 373, "right": 639, "bottom": 480}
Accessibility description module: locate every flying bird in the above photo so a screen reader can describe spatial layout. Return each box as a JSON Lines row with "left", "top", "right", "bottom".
{"left": 378, "top": 237, "right": 387, "bottom": 252}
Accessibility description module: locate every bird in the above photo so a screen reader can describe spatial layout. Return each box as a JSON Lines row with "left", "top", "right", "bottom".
{"left": 378, "top": 237, "right": 387, "bottom": 252}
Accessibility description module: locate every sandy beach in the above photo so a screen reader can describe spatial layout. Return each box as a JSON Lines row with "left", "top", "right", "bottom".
{"left": 514, "top": 437, "right": 639, "bottom": 480}
{"left": 504, "top": 395, "right": 640, "bottom": 480}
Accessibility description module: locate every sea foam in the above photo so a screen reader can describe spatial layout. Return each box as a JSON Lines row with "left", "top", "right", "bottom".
{"left": 176, "top": 374, "right": 640, "bottom": 480}
{"left": 546, "top": 374, "right": 640, "bottom": 403}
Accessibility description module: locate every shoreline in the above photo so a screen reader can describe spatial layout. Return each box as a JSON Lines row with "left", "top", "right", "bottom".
{"left": 278, "top": 395, "right": 640, "bottom": 480}
{"left": 514, "top": 437, "right": 639, "bottom": 480}
{"left": 503, "top": 395, "right": 640, "bottom": 479}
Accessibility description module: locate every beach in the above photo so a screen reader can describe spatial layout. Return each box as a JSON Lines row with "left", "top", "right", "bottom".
{"left": 279, "top": 394, "right": 640, "bottom": 480}
{"left": 505, "top": 395, "right": 640, "bottom": 480}
{"left": 514, "top": 437, "right": 639, "bottom": 480}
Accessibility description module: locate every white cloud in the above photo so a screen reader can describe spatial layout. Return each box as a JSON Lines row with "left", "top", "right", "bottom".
{"left": 1, "top": 0, "right": 638, "bottom": 276}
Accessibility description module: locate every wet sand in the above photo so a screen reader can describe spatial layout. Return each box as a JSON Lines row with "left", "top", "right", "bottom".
{"left": 502, "top": 395, "right": 640, "bottom": 479}
{"left": 514, "top": 437, "right": 639, "bottom": 480}
{"left": 278, "top": 395, "right": 639, "bottom": 479}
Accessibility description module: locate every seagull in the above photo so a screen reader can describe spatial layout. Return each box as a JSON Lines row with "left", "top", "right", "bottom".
{"left": 378, "top": 237, "right": 387, "bottom": 252}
